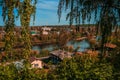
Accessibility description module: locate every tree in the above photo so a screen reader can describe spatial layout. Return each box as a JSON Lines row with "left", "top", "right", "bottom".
{"left": 56, "top": 54, "right": 113, "bottom": 80}
{"left": 19, "top": 0, "right": 37, "bottom": 59}
{"left": 1, "top": 0, "right": 20, "bottom": 60}
{"left": 0, "top": 0, "right": 37, "bottom": 60}
{"left": 0, "top": 64, "right": 48, "bottom": 80}
{"left": 58, "top": 0, "right": 120, "bottom": 58}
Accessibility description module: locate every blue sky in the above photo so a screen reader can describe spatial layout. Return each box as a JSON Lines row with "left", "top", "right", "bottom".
{"left": 0, "top": 0, "right": 96, "bottom": 26}
{"left": 0, "top": 0, "right": 69, "bottom": 26}
{"left": 34, "top": 0, "right": 69, "bottom": 26}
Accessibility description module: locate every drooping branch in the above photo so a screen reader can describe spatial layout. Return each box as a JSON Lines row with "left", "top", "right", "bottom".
{"left": 1, "top": 0, "right": 37, "bottom": 60}
{"left": 58, "top": 0, "right": 120, "bottom": 58}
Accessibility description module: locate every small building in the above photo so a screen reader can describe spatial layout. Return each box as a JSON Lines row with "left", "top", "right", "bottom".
{"left": 57, "top": 31, "right": 60, "bottom": 35}
{"left": 50, "top": 50, "right": 73, "bottom": 63}
{"left": 42, "top": 30, "right": 48, "bottom": 35}
{"left": 31, "top": 59, "right": 43, "bottom": 69}
{"left": 42, "top": 27, "right": 51, "bottom": 31}
{"left": 30, "top": 30, "right": 38, "bottom": 36}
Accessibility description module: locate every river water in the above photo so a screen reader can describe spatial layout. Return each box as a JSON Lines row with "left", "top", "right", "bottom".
{"left": 32, "top": 39, "right": 90, "bottom": 52}
{"left": 66, "top": 39, "right": 90, "bottom": 52}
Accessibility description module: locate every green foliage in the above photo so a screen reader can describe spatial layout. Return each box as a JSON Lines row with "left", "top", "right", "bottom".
{"left": 55, "top": 54, "right": 113, "bottom": 80}
{"left": 0, "top": 53, "right": 120, "bottom": 80}
{"left": 104, "top": 47, "right": 120, "bottom": 79}
{"left": 0, "top": 64, "right": 17, "bottom": 80}
{"left": 112, "top": 52, "right": 120, "bottom": 79}
{"left": 15, "top": 68, "right": 47, "bottom": 80}
{"left": 0, "top": 64, "right": 48, "bottom": 80}
{"left": 19, "top": 0, "right": 37, "bottom": 59}
{"left": 1, "top": 0, "right": 18, "bottom": 59}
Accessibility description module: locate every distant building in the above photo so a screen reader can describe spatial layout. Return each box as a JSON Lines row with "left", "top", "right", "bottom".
{"left": 42, "top": 30, "right": 48, "bottom": 35}
{"left": 30, "top": 30, "right": 38, "bottom": 36}
{"left": 57, "top": 31, "right": 60, "bottom": 35}
{"left": 42, "top": 27, "right": 51, "bottom": 31}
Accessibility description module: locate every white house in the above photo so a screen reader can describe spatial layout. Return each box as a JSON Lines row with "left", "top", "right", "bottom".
{"left": 42, "top": 30, "right": 48, "bottom": 35}
{"left": 57, "top": 31, "right": 60, "bottom": 35}
{"left": 42, "top": 27, "right": 51, "bottom": 31}
{"left": 31, "top": 60, "right": 43, "bottom": 68}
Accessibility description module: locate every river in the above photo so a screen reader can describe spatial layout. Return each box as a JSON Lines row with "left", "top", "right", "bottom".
{"left": 32, "top": 39, "right": 90, "bottom": 52}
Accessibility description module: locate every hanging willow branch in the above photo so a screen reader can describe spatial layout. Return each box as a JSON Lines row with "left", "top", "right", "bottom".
{"left": 1, "top": 0, "right": 20, "bottom": 60}
{"left": 1, "top": 0, "right": 37, "bottom": 60}
{"left": 19, "top": 0, "right": 37, "bottom": 59}
{"left": 58, "top": 0, "right": 120, "bottom": 58}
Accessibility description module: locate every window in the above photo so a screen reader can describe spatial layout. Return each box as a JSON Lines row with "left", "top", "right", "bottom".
{"left": 34, "top": 64, "right": 38, "bottom": 67}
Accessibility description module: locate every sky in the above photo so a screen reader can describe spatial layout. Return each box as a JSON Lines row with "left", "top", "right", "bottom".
{"left": 0, "top": 0, "right": 96, "bottom": 26}
{"left": 0, "top": 0, "right": 69, "bottom": 26}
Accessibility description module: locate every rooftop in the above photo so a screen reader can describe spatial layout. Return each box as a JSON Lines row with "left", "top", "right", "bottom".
{"left": 50, "top": 50, "right": 73, "bottom": 60}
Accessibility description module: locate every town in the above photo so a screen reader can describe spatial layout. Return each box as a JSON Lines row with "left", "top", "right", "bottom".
{"left": 0, "top": 25, "right": 119, "bottom": 70}
{"left": 0, "top": 0, "right": 120, "bottom": 79}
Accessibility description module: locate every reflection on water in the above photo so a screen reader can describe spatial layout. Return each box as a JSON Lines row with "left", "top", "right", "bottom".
{"left": 32, "top": 45, "right": 58, "bottom": 52}
{"left": 32, "top": 46, "right": 41, "bottom": 52}
{"left": 66, "top": 40, "right": 90, "bottom": 52}
{"left": 32, "top": 40, "right": 90, "bottom": 52}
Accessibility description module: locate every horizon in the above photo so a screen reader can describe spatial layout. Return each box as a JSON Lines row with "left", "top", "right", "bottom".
{"left": 0, "top": 24, "right": 97, "bottom": 27}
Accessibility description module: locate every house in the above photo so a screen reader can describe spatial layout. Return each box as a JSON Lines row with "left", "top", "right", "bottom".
{"left": 42, "top": 27, "right": 51, "bottom": 31}
{"left": 57, "top": 31, "right": 60, "bottom": 35}
{"left": 50, "top": 50, "right": 73, "bottom": 63}
{"left": 30, "top": 30, "right": 38, "bottom": 36}
{"left": 42, "top": 30, "right": 48, "bottom": 35}
{"left": 31, "top": 59, "right": 43, "bottom": 68}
